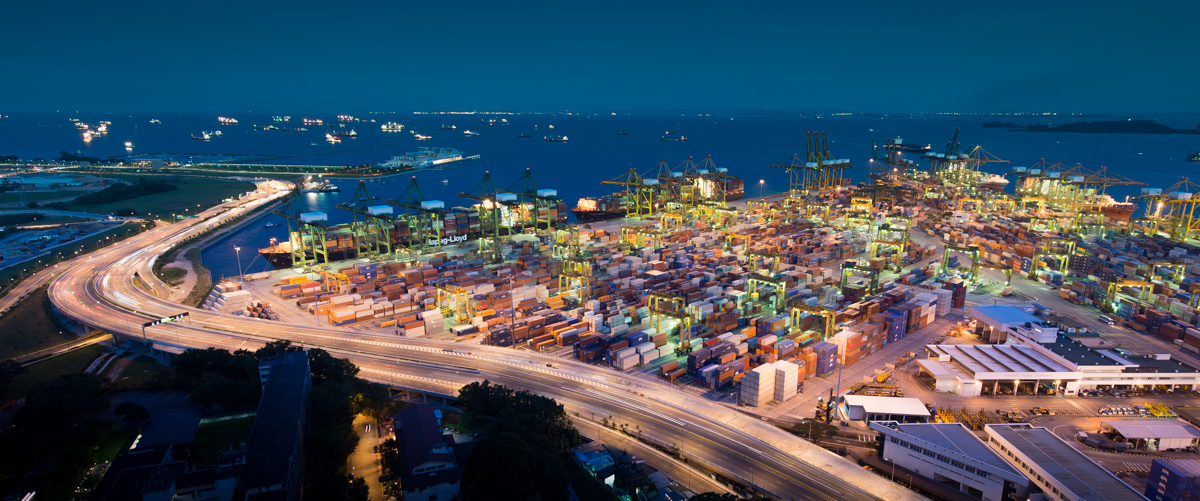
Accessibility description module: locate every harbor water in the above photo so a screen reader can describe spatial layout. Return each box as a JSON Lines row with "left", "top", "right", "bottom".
{"left": 2, "top": 111, "right": 1198, "bottom": 278}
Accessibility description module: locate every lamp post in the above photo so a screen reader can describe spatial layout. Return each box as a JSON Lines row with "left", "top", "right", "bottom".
{"left": 234, "top": 246, "right": 244, "bottom": 282}
{"left": 759, "top": 179, "right": 764, "bottom": 198}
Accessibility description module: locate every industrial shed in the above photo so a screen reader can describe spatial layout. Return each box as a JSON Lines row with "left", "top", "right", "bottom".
{"left": 1100, "top": 420, "right": 1200, "bottom": 451}
{"left": 842, "top": 395, "right": 930, "bottom": 423}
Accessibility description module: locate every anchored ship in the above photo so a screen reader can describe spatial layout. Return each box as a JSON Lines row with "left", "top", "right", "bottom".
{"left": 978, "top": 174, "right": 1011, "bottom": 192}
{"left": 378, "top": 147, "right": 466, "bottom": 168}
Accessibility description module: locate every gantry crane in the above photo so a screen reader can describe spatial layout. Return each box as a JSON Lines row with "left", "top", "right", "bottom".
{"left": 386, "top": 176, "right": 445, "bottom": 253}
{"left": 272, "top": 188, "right": 329, "bottom": 267}
{"left": 791, "top": 304, "right": 836, "bottom": 342}
{"left": 747, "top": 250, "right": 781, "bottom": 276}
{"left": 601, "top": 166, "right": 658, "bottom": 218}
{"left": 503, "top": 168, "right": 562, "bottom": 232}
{"left": 648, "top": 291, "right": 693, "bottom": 354}
{"left": 460, "top": 171, "right": 521, "bottom": 262}
{"left": 693, "top": 155, "right": 740, "bottom": 206}
{"left": 1029, "top": 238, "right": 1075, "bottom": 280}
{"left": 805, "top": 131, "right": 853, "bottom": 192}
{"left": 1103, "top": 280, "right": 1153, "bottom": 313}
{"left": 765, "top": 154, "right": 810, "bottom": 199}
{"left": 746, "top": 273, "right": 787, "bottom": 315}
{"left": 940, "top": 245, "right": 981, "bottom": 280}
{"left": 870, "top": 216, "right": 911, "bottom": 271}
{"left": 840, "top": 260, "right": 881, "bottom": 295}
{"left": 336, "top": 181, "right": 393, "bottom": 259}
{"left": 1135, "top": 177, "right": 1200, "bottom": 241}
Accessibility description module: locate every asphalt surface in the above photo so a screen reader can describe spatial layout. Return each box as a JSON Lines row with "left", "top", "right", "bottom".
{"left": 45, "top": 184, "right": 925, "bottom": 501}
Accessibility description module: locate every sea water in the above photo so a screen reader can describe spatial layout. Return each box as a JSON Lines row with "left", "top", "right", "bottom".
{"left": 2, "top": 111, "right": 1197, "bottom": 278}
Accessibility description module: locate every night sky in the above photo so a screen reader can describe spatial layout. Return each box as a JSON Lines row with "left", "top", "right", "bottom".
{"left": 4, "top": 0, "right": 1197, "bottom": 113}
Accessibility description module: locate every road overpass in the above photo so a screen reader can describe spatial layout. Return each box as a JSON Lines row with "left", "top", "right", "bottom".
{"left": 46, "top": 185, "right": 925, "bottom": 501}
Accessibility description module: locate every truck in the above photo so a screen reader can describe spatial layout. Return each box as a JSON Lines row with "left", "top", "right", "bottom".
{"left": 1031, "top": 302, "right": 1055, "bottom": 316}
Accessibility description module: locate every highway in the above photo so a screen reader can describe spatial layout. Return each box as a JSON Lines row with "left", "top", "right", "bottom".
{"left": 45, "top": 184, "right": 926, "bottom": 501}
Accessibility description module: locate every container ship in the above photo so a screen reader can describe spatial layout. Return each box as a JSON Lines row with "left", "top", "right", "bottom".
{"left": 329, "top": 129, "right": 357, "bottom": 139}
{"left": 381, "top": 122, "right": 405, "bottom": 131}
{"left": 1188, "top": 153, "right": 1199, "bottom": 162}
{"left": 571, "top": 175, "right": 744, "bottom": 223}
{"left": 259, "top": 201, "right": 569, "bottom": 268}
{"left": 888, "top": 137, "right": 931, "bottom": 153}
{"left": 978, "top": 174, "right": 1010, "bottom": 192}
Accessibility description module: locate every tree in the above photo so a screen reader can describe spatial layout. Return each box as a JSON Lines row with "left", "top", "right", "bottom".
{"left": 347, "top": 475, "right": 369, "bottom": 501}
{"left": 461, "top": 432, "right": 543, "bottom": 501}
{"left": 12, "top": 373, "right": 109, "bottom": 433}
{"left": 190, "top": 378, "right": 260, "bottom": 410}
{"left": 113, "top": 401, "right": 151, "bottom": 423}
{"left": 255, "top": 339, "right": 301, "bottom": 360}
{"left": 0, "top": 359, "right": 27, "bottom": 397}
{"left": 457, "top": 380, "right": 581, "bottom": 454}
{"left": 308, "top": 348, "right": 359, "bottom": 383}
{"left": 794, "top": 418, "right": 839, "bottom": 443}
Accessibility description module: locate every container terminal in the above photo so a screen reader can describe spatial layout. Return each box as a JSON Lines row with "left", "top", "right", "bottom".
{"left": 225, "top": 128, "right": 1200, "bottom": 417}
{"left": 42, "top": 127, "right": 1200, "bottom": 500}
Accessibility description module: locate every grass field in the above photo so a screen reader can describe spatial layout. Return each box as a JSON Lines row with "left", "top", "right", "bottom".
{"left": 95, "top": 428, "right": 139, "bottom": 464}
{"left": 0, "top": 191, "right": 83, "bottom": 204}
{"left": 59, "top": 177, "right": 256, "bottom": 218}
{"left": 0, "top": 221, "right": 149, "bottom": 284}
{"left": 3, "top": 343, "right": 108, "bottom": 400}
{"left": 159, "top": 266, "right": 187, "bottom": 286}
{"left": 112, "top": 355, "right": 166, "bottom": 390}
{"left": 0, "top": 285, "right": 74, "bottom": 361}
{"left": 193, "top": 416, "right": 256, "bottom": 465}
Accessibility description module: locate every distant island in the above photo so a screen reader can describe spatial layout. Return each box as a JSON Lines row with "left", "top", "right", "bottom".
{"left": 982, "top": 121, "right": 1022, "bottom": 128}
{"left": 1013, "top": 120, "right": 1200, "bottom": 135}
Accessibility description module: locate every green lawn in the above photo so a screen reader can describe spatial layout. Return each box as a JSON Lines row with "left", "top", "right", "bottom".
{"left": 0, "top": 285, "right": 74, "bottom": 361}
{"left": 60, "top": 177, "right": 256, "bottom": 218}
{"left": 112, "top": 355, "right": 166, "bottom": 390}
{"left": 158, "top": 266, "right": 187, "bottom": 286}
{"left": 95, "top": 427, "right": 140, "bottom": 463}
{"left": 193, "top": 416, "right": 256, "bottom": 465}
{"left": 3, "top": 343, "right": 109, "bottom": 400}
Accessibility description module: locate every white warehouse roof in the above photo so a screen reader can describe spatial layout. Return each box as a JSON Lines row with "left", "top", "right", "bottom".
{"left": 843, "top": 395, "right": 931, "bottom": 417}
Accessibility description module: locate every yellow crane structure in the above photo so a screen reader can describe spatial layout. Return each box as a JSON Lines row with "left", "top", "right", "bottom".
{"left": 746, "top": 273, "right": 787, "bottom": 315}
{"left": 791, "top": 304, "right": 836, "bottom": 342}
{"left": 648, "top": 291, "right": 693, "bottom": 354}
{"left": 336, "top": 181, "right": 394, "bottom": 259}
{"left": 621, "top": 225, "right": 663, "bottom": 248}
{"left": 601, "top": 167, "right": 659, "bottom": 218}
{"left": 558, "top": 257, "right": 593, "bottom": 301}
{"left": 805, "top": 131, "right": 853, "bottom": 192}
{"left": 764, "top": 154, "right": 810, "bottom": 198}
{"left": 1135, "top": 177, "right": 1200, "bottom": 241}
{"left": 273, "top": 188, "right": 330, "bottom": 267}
{"left": 1103, "top": 280, "right": 1153, "bottom": 313}
{"left": 747, "top": 250, "right": 781, "bottom": 276}
{"left": 552, "top": 225, "right": 582, "bottom": 259}
{"left": 870, "top": 216, "right": 911, "bottom": 271}
{"left": 385, "top": 176, "right": 445, "bottom": 254}
{"left": 437, "top": 284, "right": 476, "bottom": 325}
{"left": 1029, "top": 238, "right": 1076, "bottom": 279}
{"left": 693, "top": 155, "right": 740, "bottom": 206}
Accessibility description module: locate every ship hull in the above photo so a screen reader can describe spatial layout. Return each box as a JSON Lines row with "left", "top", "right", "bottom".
{"left": 259, "top": 247, "right": 359, "bottom": 270}
{"left": 1100, "top": 206, "right": 1137, "bottom": 222}
{"left": 571, "top": 209, "right": 626, "bottom": 224}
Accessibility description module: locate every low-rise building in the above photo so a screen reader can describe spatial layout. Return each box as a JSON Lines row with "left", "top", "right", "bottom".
{"left": 394, "top": 405, "right": 475, "bottom": 501}
{"left": 869, "top": 421, "right": 1030, "bottom": 501}
{"left": 1100, "top": 420, "right": 1200, "bottom": 452}
{"left": 984, "top": 424, "right": 1147, "bottom": 501}
{"left": 841, "top": 395, "right": 930, "bottom": 423}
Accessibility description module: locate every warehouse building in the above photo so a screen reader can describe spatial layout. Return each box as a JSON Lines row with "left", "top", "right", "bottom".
{"left": 920, "top": 332, "right": 1200, "bottom": 397}
{"left": 869, "top": 421, "right": 1030, "bottom": 501}
{"left": 970, "top": 305, "right": 1047, "bottom": 344}
{"left": 841, "top": 395, "right": 930, "bottom": 423}
{"left": 1099, "top": 420, "right": 1200, "bottom": 452}
{"left": 984, "top": 424, "right": 1147, "bottom": 501}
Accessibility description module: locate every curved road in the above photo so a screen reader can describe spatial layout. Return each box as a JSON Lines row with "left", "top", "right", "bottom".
{"left": 47, "top": 186, "right": 924, "bottom": 501}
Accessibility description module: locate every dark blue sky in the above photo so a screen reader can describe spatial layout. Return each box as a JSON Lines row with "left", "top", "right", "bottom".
{"left": 5, "top": 0, "right": 1197, "bottom": 113}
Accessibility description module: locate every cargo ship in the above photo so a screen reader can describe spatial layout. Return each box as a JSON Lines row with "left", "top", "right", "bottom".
{"left": 978, "top": 174, "right": 1010, "bottom": 192}
{"left": 888, "top": 137, "right": 931, "bottom": 153}
{"left": 303, "top": 118, "right": 324, "bottom": 125}
{"left": 661, "top": 136, "right": 687, "bottom": 141}
{"left": 571, "top": 175, "right": 744, "bottom": 223}
{"left": 218, "top": 116, "right": 238, "bottom": 125}
{"left": 329, "top": 129, "right": 357, "bottom": 139}
{"left": 544, "top": 135, "right": 568, "bottom": 142}
{"left": 273, "top": 116, "right": 291, "bottom": 122}
{"left": 378, "top": 147, "right": 465, "bottom": 168}
{"left": 1188, "top": 153, "right": 1199, "bottom": 162}
{"left": 258, "top": 201, "right": 569, "bottom": 268}
{"left": 381, "top": 122, "right": 405, "bottom": 131}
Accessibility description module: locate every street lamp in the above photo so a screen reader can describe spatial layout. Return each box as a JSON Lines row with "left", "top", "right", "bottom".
{"left": 234, "top": 246, "right": 244, "bottom": 282}
{"left": 759, "top": 179, "right": 764, "bottom": 198}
